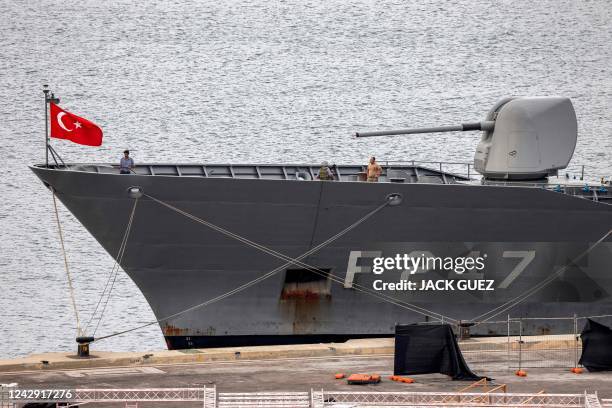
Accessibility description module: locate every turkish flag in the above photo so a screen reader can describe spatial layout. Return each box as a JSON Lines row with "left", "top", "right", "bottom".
{"left": 50, "top": 103, "right": 103, "bottom": 146}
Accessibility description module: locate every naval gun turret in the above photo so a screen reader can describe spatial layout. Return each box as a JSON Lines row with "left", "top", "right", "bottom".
{"left": 356, "top": 97, "right": 577, "bottom": 181}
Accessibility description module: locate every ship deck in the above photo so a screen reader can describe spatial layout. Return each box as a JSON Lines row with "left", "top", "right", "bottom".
{"left": 41, "top": 162, "right": 469, "bottom": 184}
{"left": 33, "top": 163, "right": 612, "bottom": 204}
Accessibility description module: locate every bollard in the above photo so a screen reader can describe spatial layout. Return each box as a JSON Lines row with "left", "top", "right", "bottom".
{"left": 76, "top": 336, "right": 94, "bottom": 358}
{"left": 458, "top": 321, "right": 474, "bottom": 340}
{"left": 518, "top": 318, "right": 523, "bottom": 372}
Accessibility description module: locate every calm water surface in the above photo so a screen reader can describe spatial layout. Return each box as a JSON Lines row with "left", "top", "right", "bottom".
{"left": 0, "top": 0, "right": 611, "bottom": 358}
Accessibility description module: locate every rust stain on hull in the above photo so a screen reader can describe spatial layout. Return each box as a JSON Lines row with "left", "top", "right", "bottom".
{"left": 280, "top": 289, "right": 331, "bottom": 301}
{"left": 162, "top": 324, "right": 189, "bottom": 336}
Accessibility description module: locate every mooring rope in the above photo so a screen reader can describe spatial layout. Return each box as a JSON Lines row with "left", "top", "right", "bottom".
{"left": 94, "top": 196, "right": 391, "bottom": 341}
{"left": 83, "top": 197, "right": 139, "bottom": 333}
{"left": 144, "top": 193, "right": 453, "bottom": 323}
{"left": 95, "top": 194, "right": 455, "bottom": 342}
{"left": 470, "top": 228, "right": 612, "bottom": 325}
{"left": 577, "top": 314, "right": 612, "bottom": 320}
{"left": 52, "top": 190, "right": 83, "bottom": 337}
{"left": 88, "top": 197, "right": 139, "bottom": 336}
{"left": 54, "top": 183, "right": 609, "bottom": 345}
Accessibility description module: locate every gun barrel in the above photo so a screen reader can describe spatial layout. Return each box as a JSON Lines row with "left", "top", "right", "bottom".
{"left": 355, "top": 121, "right": 494, "bottom": 138}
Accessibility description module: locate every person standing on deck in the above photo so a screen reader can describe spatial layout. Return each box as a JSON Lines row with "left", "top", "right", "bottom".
{"left": 120, "top": 150, "right": 134, "bottom": 174}
{"left": 317, "top": 161, "right": 334, "bottom": 180}
{"left": 367, "top": 156, "right": 382, "bottom": 182}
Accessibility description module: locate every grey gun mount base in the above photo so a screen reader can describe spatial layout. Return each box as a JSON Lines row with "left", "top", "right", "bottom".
{"left": 356, "top": 97, "right": 578, "bottom": 181}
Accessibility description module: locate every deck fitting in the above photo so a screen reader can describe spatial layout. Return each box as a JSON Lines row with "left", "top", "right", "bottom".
{"left": 386, "top": 193, "right": 403, "bottom": 206}
{"left": 127, "top": 186, "right": 143, "bottom": 199}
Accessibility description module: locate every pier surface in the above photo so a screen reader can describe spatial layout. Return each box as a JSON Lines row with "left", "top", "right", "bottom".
{"left": 2, "top": 337, "right": 612, "bottom": 404}
{"left": 0, "top": 336, "right": 578, "bottom": 373}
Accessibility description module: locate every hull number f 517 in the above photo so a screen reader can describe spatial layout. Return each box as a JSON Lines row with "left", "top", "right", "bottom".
{"left": 344, "top": 250, "right": 536, "bottom": 289}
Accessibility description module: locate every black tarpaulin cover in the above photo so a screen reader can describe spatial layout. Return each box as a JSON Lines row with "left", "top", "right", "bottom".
{"left": 394, "top": 323, "right": 483, "bottom": 380}
{"left": 579, "top": 319, "right": 612, "bottom": 371}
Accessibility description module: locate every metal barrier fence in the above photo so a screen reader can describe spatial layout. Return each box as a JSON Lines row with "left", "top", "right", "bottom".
{"left": 311, "top": 390, "right": 595, "bottom": 407}
{"left": 0, "top": 386, "right": 602, "bottom": 408}
{"left": 459, "top": 315, "right": 612, "bottom": 371}
{"left": 0, "top": 386, "right": 216, "bottom": 407}
{"left": 219, "top": 392, "right": 311, "bottom": 407}
{"left": 0, "top": 384, "right": 15, "bottom": 408}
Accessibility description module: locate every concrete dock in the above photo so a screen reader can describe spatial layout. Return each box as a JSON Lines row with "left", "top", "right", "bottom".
{"left": 0, "top": 335, "right": 578, "bottom": 373}
{"left": 1, "top": 337, "right": 611, "bottom": 406}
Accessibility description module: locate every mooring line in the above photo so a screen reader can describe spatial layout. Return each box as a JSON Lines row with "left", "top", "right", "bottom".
{"left": 93, "top": 198, "right": 139, "bottom": 336}
{"left": 95, "top": 197, "right": 389, "bottom": 341}
{"left": 94, "top": 195, "right": 413, "bottom": 342}
{"left": 144, "top": 193, "right": 453, "bottom": 323}
{"left": 471, "top": 228, "right": 612, "bottom": 325}
{"left": 52, "top": 190, "right": 83, "bottom": 337}
{"left": 83, "top": 198, "right": 139, "bottom": 334}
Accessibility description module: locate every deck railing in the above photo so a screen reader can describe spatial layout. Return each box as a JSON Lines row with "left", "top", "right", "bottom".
{"left": 381, "top": 160, "right": 604, "bottom": 184}
{"left": 382, "top": 159, "right": 477, "bottom": 179}
{"left": 39, "top": 161, "right": 611, "bottom": 189}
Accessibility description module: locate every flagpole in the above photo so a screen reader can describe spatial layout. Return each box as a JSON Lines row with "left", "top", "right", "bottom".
{"left": 43, "top": 85, "right": 61, "bottom": 168}
{"left": 43, "top": 85, "right": 49, "bottom": 167}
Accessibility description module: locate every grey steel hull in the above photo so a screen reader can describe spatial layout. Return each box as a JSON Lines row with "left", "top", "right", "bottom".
{"left": 30, "top": 166, "right": 612, "bottom": 348}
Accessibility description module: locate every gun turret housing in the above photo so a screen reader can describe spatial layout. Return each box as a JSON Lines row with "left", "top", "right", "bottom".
{"left": 356, "top": 96, "right": 578, "bottom": 181}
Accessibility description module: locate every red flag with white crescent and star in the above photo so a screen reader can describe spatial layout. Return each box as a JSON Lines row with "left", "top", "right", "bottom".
{"left": 49, "top": 103, "right": 103, "bottom": 146}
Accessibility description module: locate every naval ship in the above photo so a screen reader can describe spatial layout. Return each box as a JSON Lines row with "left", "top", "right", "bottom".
{"left": 31, "top": 97, "right": 612, "bottom": 349}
